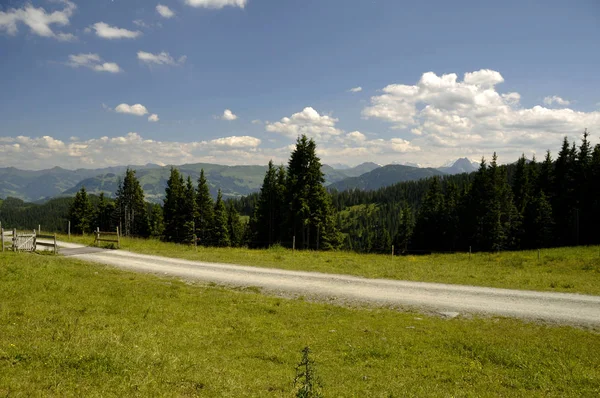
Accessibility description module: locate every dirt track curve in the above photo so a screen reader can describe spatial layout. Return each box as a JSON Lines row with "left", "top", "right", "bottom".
{"left": 44, "top": 241, "right": 600, "bottom": 327}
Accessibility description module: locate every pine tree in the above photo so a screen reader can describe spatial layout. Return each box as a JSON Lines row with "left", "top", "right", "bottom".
{"left": 285, "top": 135, "right": 340, "bottom": 250}
{"left": 393, "top": 203, "right": 413, "bottom": 253}
{"left": 163, "top": 167, "right": 185, "bottom": 241}
{"left": 553, "top": 137, "right": 577, "bottom": 245}
{"left": 523, "top": 191, "right": 554, "bottom": 248}
{"left": 115, "top": 168, "right": 148, "bottom": 237}
{"left": 196, "top": 169, "right": 214, "bottom": 246}
{"left": 69, "top": 186, "right": 92, "bottom": 234}
{"left": 213, "top": 189, "right": 230, "bottom": 247}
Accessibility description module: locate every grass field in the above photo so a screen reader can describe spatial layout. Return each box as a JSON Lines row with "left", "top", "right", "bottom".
{"left": 57, "top": 233, "right": 600, "bottom": 295}
{"left": 1, "top": 251, "right": 599, "bottom": 397}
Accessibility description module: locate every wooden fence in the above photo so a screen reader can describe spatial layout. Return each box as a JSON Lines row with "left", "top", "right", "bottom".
{"left": 0, "top": 226, "right": 58, "bottom": 253}
{"left": 94, "top": 227, "right": 120, "bottom": 249}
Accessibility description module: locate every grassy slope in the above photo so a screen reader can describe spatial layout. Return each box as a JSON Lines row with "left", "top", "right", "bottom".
{"left": 1, "top": 252, "right": 599, "bottom": 397}
{"left": 60, "top": 234, "right": 600, "bottom": 295}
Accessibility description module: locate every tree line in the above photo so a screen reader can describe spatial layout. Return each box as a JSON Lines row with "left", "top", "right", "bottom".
{"left": 328, "top": 131, "right": 599, "bottom": 253}
{"left": 3, "top": 131, "right": 598, "bottom": 254}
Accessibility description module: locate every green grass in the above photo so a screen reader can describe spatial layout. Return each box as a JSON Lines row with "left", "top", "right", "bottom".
{"left": 58, "top": 233, "right": 600, "bottom": 296}
{"left": 1, "top": 252, "right": 599, "bottom": 397}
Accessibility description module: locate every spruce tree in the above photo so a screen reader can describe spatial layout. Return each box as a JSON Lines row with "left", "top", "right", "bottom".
{"left": 213, "top": 189, "right": 230, "bottom": 247}
{"left": 94, "top": 192, "right": 115, "bottom": 232}
{"left": 69, "top": 186, "right": 92, "bottom": 234}
{"left": 227, "top": 202, "right": 244, "bottom": 247}
{"left": 196, "top": 169, "right": 214, "bottom": 246}
{"left": 163, "top": 167, "right": 185, "bottom": 241}
{"left": 285, "top": 135, "right": 340, "bottom": 250}
{"left": 148, "top": 204, "right": 165, "bottom": 238}
{"left": 253, "top": 160, "right": 286, "bottom": 247}
{"left": 413, "top": 176, "right": 445, "bottom": 251}
{"left": 115, "top": 168, "right": 148, "bottom": 237}
{"left": 181, "top": 176, "right": 197, "bottom": 243}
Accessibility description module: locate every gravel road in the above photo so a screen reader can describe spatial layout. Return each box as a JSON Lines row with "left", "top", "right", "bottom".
{"left": 44, "top": 241, "right": 600, "bottom": 327}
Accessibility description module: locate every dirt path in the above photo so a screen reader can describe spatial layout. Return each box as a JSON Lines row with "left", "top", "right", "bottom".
{"left": 43, "top": 241, "right": 600, "bottom": 327}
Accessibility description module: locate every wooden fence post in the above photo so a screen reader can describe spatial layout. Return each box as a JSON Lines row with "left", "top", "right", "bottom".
{"left": 292, "top": 236, "right": 295, "bottom": 253}
{"left": 194, "top": 234, "right": 197, "bottom": 252}
{"left": 116, "top": 227, "right": 120, "bottom": 249}
{"left": 54, "top": 233, "right": 57, "bottom": 254}
{"left": 68, "top": 221, "right": 71, "bottom": 240}
{"left": 33, "top": 229, "right": 37, "bottom": 252}
{"left": 392, "top": 245, "right": 394, "bottom": 258}
{"left": 38, "top": 225, "right": 41, "bottom": 234}
{"left": 13, "top": 229, "right": 17, "bottom": 252}
{"left": 1, "top": 227, "right": 4, "bottom": 253}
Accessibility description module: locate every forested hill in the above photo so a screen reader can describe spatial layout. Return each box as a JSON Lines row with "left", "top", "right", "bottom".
{"left": 0, "top": 161, "right": 382, "bottom": 204}
{"left": 328, "top": 165, "right": 445, "bottom": 192}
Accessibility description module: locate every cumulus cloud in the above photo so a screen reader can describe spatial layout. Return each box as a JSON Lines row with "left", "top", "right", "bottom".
{"left": 148, "top": 114, "right": 159, "bottom": 122}
{"left": 89, "top": 22, "right": 141, "bottom": 39}
{"left": 137, "top": 51, "right": 186, "bottom": 66}
{"left": 266, "top": 107, "right": 342, "bottom": 140}
{"left": 220, "top": 109, "right": 238, "bottom": 121}
{"left": 66, "top": 53, "right": 122, "bottom": 73}
{"left": 185, "top": 0, "right": 247, "bottom": 9}
{"left": 362, "top": 69, "right": 600, "bottom": 163}
{"left": 349, "top": 86, "right": 362, "bottom": 93}
{"left": 115, "top": 104, "right": 149, "bottom": 116}
{"left": 543, "top": 95, "right": 571, "bottom": 106}
{"left": 156, "top": 4, "right": 175, "bottom": 18}
{"left": 0, "top": 133, "right": 271, "bottom": 169}
{"left": 0, "top": 0, "right": 76, "bottom": 40}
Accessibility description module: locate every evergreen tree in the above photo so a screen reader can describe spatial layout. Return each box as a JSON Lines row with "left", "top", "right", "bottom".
{"left": 69, "top": 186, "right": 92, "bottom": 234}
{"left": 148, "top": 204, "right": 165, "bottom": 238}
{"left": 393, "top": 203, "right": 413, "bottom": 253}
{"left": 196, "top": 169, "right": 214, "bottom": 246}
{"left": 512, "top": 154, "right": 530, "bottom": 213}
{"left": 553, "top": 137, "right": 577, "bottom": 245}
{"left": 413, "top": 176, "right": 445, "bottom": 251}
{"left": 213, "top": 189, "right": 230, "bottom": 247}
{"left": 163, "top": 167, "right": 185, "bottom": 241}
{"left": 523, "top": 191, "right": 554, "bottom": 248}
{"left": 93, "top": 192, "right": 115, "bottom": 232}
{"left": 537, "top": 150, "right": 554, "bottom": 197}
{"left": 115, "top": 168, "right": 149, "bottom": 237}
{"left": 227, "top": 202, "right": 244, "bottom": 247}
{"left": 253, "top": 160, "right": 286, "bottom": 247}
{"left": 181, "top": 176, "right": 197, "bottom": 243}
{"left": 285, "top": 135, "right": 340, "bottom": 250}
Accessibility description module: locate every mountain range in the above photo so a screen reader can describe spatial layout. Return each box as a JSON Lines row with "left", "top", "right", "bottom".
{"left": 0, "top": 158, "right": 477, "bottom": 203}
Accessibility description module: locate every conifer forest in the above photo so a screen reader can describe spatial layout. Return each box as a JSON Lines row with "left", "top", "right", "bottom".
{"left": 1, "top": 132, "right": 599, "bottom": 254}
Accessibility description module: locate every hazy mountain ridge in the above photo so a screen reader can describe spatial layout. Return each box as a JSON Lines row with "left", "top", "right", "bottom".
{"left": 328, "top": 165, "right": 446, "bottom": 192}
{"left": 0, "top": 159, "right": 475, "bottom": 203}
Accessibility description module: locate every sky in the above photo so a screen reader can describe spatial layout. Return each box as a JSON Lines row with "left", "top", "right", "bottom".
{"left": 1, "top": 0, "right": 599, "bottom": 170}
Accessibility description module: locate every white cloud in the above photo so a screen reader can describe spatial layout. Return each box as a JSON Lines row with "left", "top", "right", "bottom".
{"left": 346, "top": 131, "right": 366, "bottom": 142}
{"left": 543, "top": 95, "right": 571, "bottom": 106}
{"left": 156, "top": 4, "right": 175, "bottom": 18}
{"left": 220, "top": 109, "right": 238, "bottom": 121}
{"left": 266, "top": 107, "right": 342, "bottom": 140}
{"left": 0, "top": 0, "right": 76, "bottom": 40}
{"left": 148, "top": 114, "right": 160, "bottom": 122}
{"left": 137, "top": 51, "right": 186, "bottom": 66}
{"left": 132, "top": 19, "right": 149, "bottom": 28}
{"left": 115, "top": 104, "right": 149, "bottom": 116}
{"left": 251, "top": 119, "right": 262, "bottom": 124}
{"left": 185, "top": 0, "right": 247, "bottom": 9}
{"left": 349, "top": 86, "right": 362, "bottom": 93}
{"left": 362, "top": 69, "right": 600, "bottom": 164}
{"left": 90, "top": 22, "right": 141, "bottom": 39}
{"left": 66, "top": 53, "right": 122, "bottom": 73}
{"left": 0, "top": 133, "right": 272, "bottom": 169}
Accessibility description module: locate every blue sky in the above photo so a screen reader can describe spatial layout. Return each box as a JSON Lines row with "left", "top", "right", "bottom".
{"left": 1, "top": 0, "right": 599, "bottom": 169}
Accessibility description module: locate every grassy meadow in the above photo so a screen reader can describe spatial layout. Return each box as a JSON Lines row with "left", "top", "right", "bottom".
{"left": 57, "top": 233, "right": 600, "bottom": 295}
{"left": 1, "top": 251, "right": 599, "bottom": 397}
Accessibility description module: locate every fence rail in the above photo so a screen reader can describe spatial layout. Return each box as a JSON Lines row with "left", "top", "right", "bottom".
{"left": 94, "top": 227, "right": 120, "bottom": 249}
{"left": 0, "top": 226, "right": 58, "bottom": 253}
